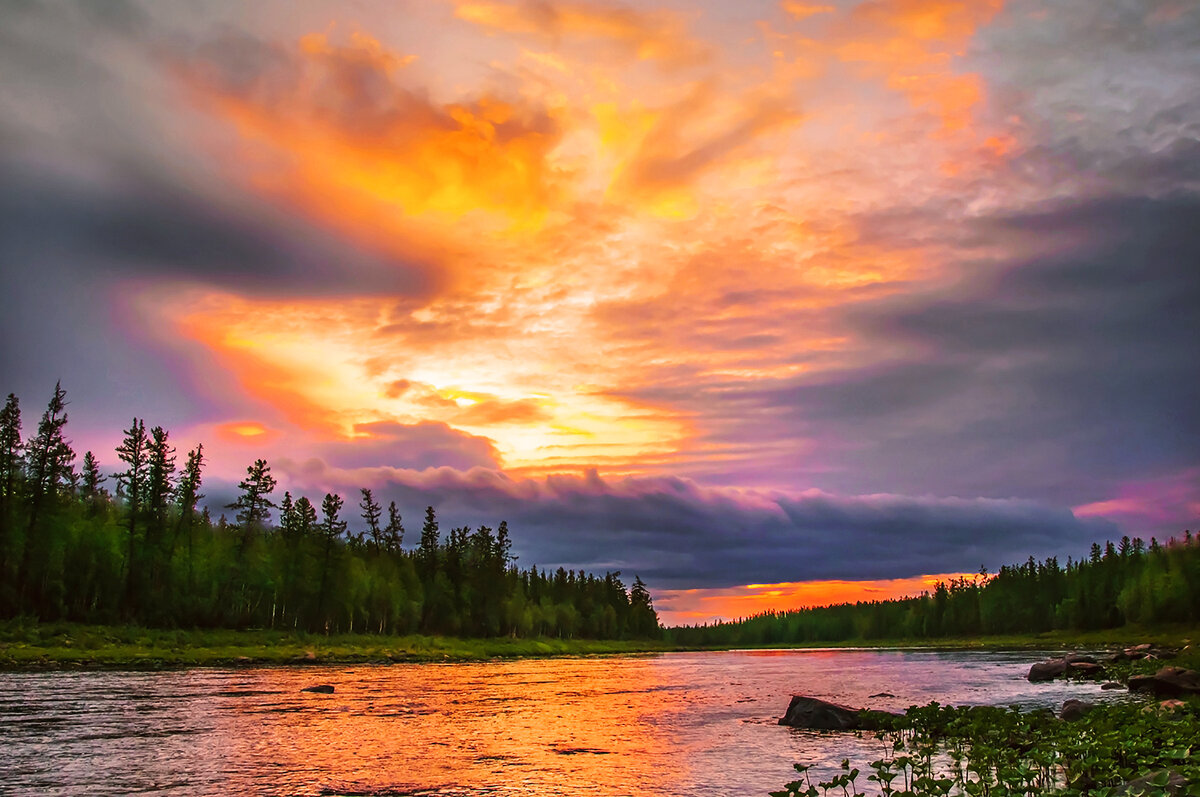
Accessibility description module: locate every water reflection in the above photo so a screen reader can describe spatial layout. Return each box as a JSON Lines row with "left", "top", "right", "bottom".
{"left": 0, "top": 650, "right": 1129, "bottom": 796}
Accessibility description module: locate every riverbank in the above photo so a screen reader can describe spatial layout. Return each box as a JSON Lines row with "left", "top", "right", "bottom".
{"left": 0, "top": 622, "right": 675, "bottom": 669}
{"left": 2, "top": 621, "right": 1195, "bottom": 670}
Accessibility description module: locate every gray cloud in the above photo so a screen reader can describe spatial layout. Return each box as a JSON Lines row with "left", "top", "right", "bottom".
{"left": 266, "top": 464, "right": 1114, "bottom": 589}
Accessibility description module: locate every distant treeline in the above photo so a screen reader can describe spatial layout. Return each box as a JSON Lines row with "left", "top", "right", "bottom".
{"left": 667, "top": 532, "right": 1200, "bottom": 646}
{"left": 0, "top": 385, "right": 660, "bottom": 638}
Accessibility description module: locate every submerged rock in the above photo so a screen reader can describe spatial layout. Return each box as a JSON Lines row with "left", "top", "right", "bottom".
{"left": 1101, "top": 681, "right": 1124, "bottom": 690}
{"left": 301, "top": 684, "right": 335, "bottom": 694}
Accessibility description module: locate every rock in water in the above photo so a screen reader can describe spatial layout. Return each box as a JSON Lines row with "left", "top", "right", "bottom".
{"left": 1128, "top": 666, "right": 1200, "bottom": 697}
{"left": 1028, "top": 659, "right": 1068, "bottom": 682}
{"left": 778, "top": 696, "right": 863, "bottom": 730}
{"left": 301, "top": 684, "right": 335, "bottom": 694}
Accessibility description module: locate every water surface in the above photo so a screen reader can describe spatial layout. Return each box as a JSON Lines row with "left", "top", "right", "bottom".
{"left": 0, "top": 649, "right": 1127, "bottom": 796}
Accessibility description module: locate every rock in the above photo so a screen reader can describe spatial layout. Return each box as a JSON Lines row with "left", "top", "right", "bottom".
{"left": 1101, "top": 682, "right": 1124, "bottom": 690}
{"left": 1128, "top": 666, "right": 1200, "bottom": 697}
{"left": 1115, "top": 769, "right": 1189, "bottom": 796}
{"left": 1028, "top": 659, "right": 1068, "bottom": 682}
{"left": 1067, "top": 661, "right": 1105, "bottom": 678}
{"left": 1064, "top": 653, "right": 1097, "bottom": 664}
{"left": 1060, "top": 699, "right": 1095, "bottom": 721}
{"left": 869, "top": 692, "right": 895, "bottom": 698}
{"left": 301, "top": 684, "right": 335, "bottom": 694}
{"left": 777, "top": 696, "right": 898, "bottom": 731}
{"left": 779, "top": 696, "right": 861, "bottom": 730}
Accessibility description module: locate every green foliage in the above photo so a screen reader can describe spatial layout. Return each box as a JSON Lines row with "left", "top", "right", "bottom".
{"left": 775, "top": 700, "right": 1200, "bottom": 796}
{"left": 0, "top": 385, "right": 662, "bottom": 641}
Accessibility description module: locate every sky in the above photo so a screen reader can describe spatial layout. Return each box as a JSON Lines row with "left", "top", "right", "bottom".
{"left": 1, "top": 0, "right": 1198, "bottom": 624}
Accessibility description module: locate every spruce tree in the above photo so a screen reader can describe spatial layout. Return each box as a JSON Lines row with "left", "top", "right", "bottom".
{"left": 21, "top": 382, "right": 76, "bottom": 610}
{"left": 0, "top": 393, "right": 22, "bottom": 588}
{"left": 114, "top": 418, "right": 149, "bottom": 610}
{"left": 359, "top": 488, "right": 382, "bottom": 552}
{"left": 384, "top": 501, "right": 404, "bottom": 553}
{"left": 227, "top": 458, "right": 276, "bottom": 550}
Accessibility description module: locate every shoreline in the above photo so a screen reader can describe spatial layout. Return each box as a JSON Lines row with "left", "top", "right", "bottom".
{"left": 1, "top": 621, "right": 1195, "bottom": 671}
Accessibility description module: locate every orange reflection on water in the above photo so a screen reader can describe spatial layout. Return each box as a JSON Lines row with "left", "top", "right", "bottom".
{"left": 203, "top": 658, "right": 688, "bottom": 795}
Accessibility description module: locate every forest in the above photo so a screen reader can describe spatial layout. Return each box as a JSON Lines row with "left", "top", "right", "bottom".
{"left": 669, "top": 531, "right": 1200, "bottom": 646}
{"left": 0, "top": 385, "right": 661, "bottom": 639}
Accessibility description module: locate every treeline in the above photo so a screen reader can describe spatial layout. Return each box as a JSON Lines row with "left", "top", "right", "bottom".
{"left": 668, "top": 535, "right": 1200, "bottom": 646}
{"left": 0, "top": 384, "right": 660, "bottom": 638}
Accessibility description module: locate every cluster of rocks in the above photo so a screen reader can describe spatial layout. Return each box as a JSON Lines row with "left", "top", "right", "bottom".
{"left": 1027, "top": 653, "right": 1106, "bottom": 682}
{"left": 1106, "top": 642, "right": 1179, "bottom": 662}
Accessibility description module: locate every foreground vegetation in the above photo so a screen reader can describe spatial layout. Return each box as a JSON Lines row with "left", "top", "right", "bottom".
{"left": 0, "top": 384, "right": 659, "bottom": 639}
{"left": 773, "top": 647, "right": 1200, "bottom": 797}
{"left": 774, "top": 699, "right": 1200, "bottom": 797}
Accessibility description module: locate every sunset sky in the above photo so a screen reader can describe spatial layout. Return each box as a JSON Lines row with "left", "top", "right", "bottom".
{"left": 2, "top": 0, "right": 1197, "bottom": 624}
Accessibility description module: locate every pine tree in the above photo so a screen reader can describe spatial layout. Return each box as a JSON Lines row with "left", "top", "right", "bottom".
{"left": 227, "top": 459, "right": 277, "bottom": 549}
{"left": 316, "top": 492, "right": 346, "bottom": 626}
{"left": 174, "top": 444, "right": 204, "bottom": 590}
{"left": 114, "top": 418, "right": 149, "bottom": 609}
{"left": 80, "top": 451, "right": 107, "bottom": 515}
{"left": 384, "top": 501, "right": 404, "bottom": 553}
{"left": 146, "top": 426, "right": 176, "bottom": 548}
{"left": 359, "top": 488, "right": 383, "bottom": 552}
{"left": 295, "top": 496, "right": 317, "bottom": 537}
{"left": 418, "top": 505, "right": 439, "bottom": 581}
{"left": 21, "top": 382, "right": 76, "bottom": 610}
{"left": 0, "top": 393, "right": 23, "bottom": 587}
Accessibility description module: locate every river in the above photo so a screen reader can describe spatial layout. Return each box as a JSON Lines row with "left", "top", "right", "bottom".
{"left": 0, "top": 648, "right": 1127, "bottom": 796}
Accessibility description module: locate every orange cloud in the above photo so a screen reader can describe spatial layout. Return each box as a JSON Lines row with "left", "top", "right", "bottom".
{"left": 833, "top": 0, "right": 1005, "bottom": 133}
{"left": 454, "top": 0, "right": 711, "bottom": 67}
{"left": 177, "top": 29, "right": 566, "bottom": 256}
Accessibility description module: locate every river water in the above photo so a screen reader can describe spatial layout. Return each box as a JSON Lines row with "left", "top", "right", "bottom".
{"left": 0, "top": 648, "right": 1128, "bottom": 796}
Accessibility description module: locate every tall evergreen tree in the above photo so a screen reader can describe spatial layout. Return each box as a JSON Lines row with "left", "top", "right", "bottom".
{"left": 418, "top": 505, "right": 439, "bottom": 580}
{"left": 114, "top": 418, "right": 149, "bottom": 608}
{"left": 146, "top": 426, "right": 176, "bottom": 548}
{"left": 80, "top": 451, "right": 107, "bottom": 515}
{"left": 316, "top": 492, "right": 347, "bottom": 625}
{"left": 174, "top": 444, "right": 204, "bottom": 589}
{"left": 227, "top": 458, "right": 276, "bottom": 548}
{"left": 359, "top": 488, "right": 383, "bottom": 552}
{"left": 0, "top": 393, "right": 22, "bottom": 593}
{"left": 21, "top": 382, "right": 76, "bottom": 609}
{"left": 384, "top": 501, "right": 404, "bottom": 553}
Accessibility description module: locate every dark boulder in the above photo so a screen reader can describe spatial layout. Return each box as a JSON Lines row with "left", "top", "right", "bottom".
{"left": 301, "top": 684, "right": 335, "bottom": 694}
{"left": 779, "top": 696, "right": 861, "bottom": 730}
{"left": 1101, "top": 682, "right": 1124, "bottom": 690}
{"left": 778, "top": 696, "right": 898, "bottom": 731}
{"left": 1028, "top": 659, "right": 1068, "bottom": 682}
{"left": 1060, "top": 699, "right": 1095, "bottom": 721}
{"left": 1067, "top": 661, "right": 1105, "bottom": 678}
{"left": 1128, "top": 666, "right": 1200, "bottom": 697}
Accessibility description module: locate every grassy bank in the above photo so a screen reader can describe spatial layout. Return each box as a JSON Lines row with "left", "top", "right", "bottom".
{"left": 3, "top": 622, "right": 1195, "bottom": 670}
{"left": 0, "top": 621, "right": 676, "bottom": 669}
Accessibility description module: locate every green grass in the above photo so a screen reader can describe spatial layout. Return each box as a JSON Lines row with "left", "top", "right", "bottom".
{"left": 0, "top": 621, "right": 676, "bottom": 669}
{"left": 2, "top": 621, "right": 1196, "bottom": 670}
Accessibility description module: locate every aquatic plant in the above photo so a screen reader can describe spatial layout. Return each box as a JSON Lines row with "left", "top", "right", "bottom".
{"left": 773, "top": 699, "right": 1200, "bottom": 796}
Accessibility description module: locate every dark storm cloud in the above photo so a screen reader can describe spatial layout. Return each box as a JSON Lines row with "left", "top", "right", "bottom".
{"left": 0, "top": 158, "right": 434, "bottom": 296}
{"left": 619, "top": 190, "right": 1200, "bottom": 524}
{"left": 268, "top": 464, "right": 1113, "bottom": 589}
